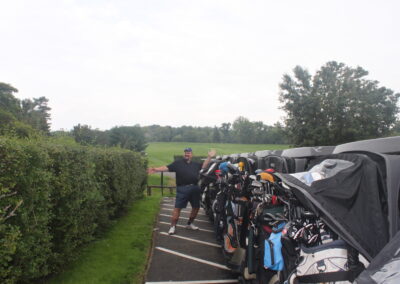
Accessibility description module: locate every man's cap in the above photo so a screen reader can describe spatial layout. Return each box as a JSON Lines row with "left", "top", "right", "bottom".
{"left": 184, "top": 147, "right": 193, "bottom": 152}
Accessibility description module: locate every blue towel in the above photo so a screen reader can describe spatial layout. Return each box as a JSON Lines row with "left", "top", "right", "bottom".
{"left": 264, "top": 230, "right": 284, "bottom": 271}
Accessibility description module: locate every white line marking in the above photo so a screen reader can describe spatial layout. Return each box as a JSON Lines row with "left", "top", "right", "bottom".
{"left": 161, "top": 207, "right": 198, "bottom": 213}
{"left": 161, "top": 208, "right": 207, "bottom": 216}
{"left": 146, "top": 280, "right": 238, "bottom": 284}
{"left": 159, "top": 222, "right": 214, "bottom": 233}
{"left": 159, "top": 214, "right": 209, "bottom": 223}
{"left": 159, "top": 232, "right": 221, "bottom": 248}
{"left": 155, "top": 247, "right": 230, "bottom": 270}
{"left": 162, "top": 204, "right": 207, "bottom": 211}
{"left": 161, "top": 201, "right": 206, "bottom": 211}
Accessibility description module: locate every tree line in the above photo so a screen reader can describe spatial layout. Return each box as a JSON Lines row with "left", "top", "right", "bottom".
{"left": 62, "top": 118, "right": 287, "bottom": 152}
{"left": 1, "top": 61, "right": 399, "bottom": 151}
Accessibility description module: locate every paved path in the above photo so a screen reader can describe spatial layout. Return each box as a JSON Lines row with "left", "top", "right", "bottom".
{"left": 145, "top": 197, "right": 238, "bottom": 284}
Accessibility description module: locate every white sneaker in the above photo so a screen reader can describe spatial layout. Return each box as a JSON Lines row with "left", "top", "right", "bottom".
{"left": 186, "top": 223, "right": 199, "bottom": 230}
{"left": 168, "top": 226, "right": 176, "bottom": 235}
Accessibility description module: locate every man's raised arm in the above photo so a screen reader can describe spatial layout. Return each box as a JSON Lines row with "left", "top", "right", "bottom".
{"left": 202, "top": 149, "right": 217, "bottom": 169}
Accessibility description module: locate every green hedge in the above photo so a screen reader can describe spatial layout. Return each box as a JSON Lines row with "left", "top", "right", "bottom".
{"left": 0, "top": 137, "right": 147, "bottom": 283}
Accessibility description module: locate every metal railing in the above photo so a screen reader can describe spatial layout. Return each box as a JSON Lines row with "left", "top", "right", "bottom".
{"left": 146, "top": 172, "right": 176, "bottom": 196}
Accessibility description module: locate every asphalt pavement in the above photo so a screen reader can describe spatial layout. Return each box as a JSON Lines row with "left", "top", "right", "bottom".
{"left": 144, "top": 197, "right": 238, "bottom": 284}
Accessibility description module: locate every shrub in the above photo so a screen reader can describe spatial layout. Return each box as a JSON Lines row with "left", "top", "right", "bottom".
{"left": 0, "top": 137, "right": 147, "bottom": 283}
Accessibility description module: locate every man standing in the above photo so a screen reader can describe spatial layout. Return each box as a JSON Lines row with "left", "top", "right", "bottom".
{"left": 147, "top": 147, "right": 216, "bottom": 235}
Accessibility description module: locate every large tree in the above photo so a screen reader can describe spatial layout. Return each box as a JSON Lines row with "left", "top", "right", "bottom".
{"left": 212, "top": 126, "right": 221, "bottom": 143}
{"left": 72, "top": 124, "right": 97, "bottom": 145}
{"left": 232, "top": 116, "right": 255, "bottom": 144}
{"left": 0, "top": 83, "right": 20, "bottom": 118}
{"left": 21, "top": 97, "right": 51, "bottom": 134}
{"left": 0, "top": 82, "right": 52, "bottom": 135}
{"left": 219, "top": 123, "right": 232, "bottom": 143}
{"left": 109, "top": 125, "right": 148, "bottom": 152}
{"left": 0, "top": 82, "right": 51, "bottom": 137}
{"left": 279, "top": 61, "right": 400, "bottom": 146}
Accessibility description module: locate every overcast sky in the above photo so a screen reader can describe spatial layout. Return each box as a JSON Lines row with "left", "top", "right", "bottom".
{"left": 1, "top": 0, "right": 399, "bottom": 131}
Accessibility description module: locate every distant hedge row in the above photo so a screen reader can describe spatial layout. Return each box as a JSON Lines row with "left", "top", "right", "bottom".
{"left": 173, "top": 155, "right": 206, "bottom": 163}
{"left": 0, "top": 137, "right": 147, "bottom": 283}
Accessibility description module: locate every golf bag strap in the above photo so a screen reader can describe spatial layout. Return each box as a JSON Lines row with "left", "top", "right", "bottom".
{"left": 296, "top": 270, "right": 357, "bottom": 283}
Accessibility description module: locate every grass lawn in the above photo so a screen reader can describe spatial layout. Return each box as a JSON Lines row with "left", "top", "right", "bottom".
{"left": 146, "top": 142, "right": 288, "bottom": 167}
{"left": 46, "top": 176, "right": 171, "bottom": 284}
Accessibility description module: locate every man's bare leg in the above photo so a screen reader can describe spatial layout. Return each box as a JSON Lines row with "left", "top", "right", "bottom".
{"left": 188, "top": 207, "right": 199, "bottom": 224}
{"left": 171, "top": 208, "right": 181, "bottom": 226}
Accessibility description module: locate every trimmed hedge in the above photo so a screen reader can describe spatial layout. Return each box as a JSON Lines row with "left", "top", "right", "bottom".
{"left": 0, "top": 137, "right": 147, "bottom": 283}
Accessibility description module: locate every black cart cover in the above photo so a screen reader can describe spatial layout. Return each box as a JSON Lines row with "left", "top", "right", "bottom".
{"left": 276, "top": 153, "right": 389, "bottom": 261}
{"left": 354, "top": 230, "right": 400, "bottom": 284}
